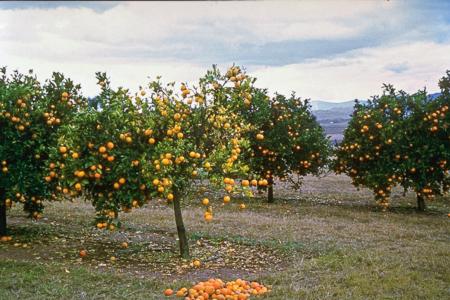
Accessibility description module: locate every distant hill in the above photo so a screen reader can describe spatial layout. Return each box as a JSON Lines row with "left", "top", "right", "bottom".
{"left": 310, "top": 100, "right": 363, "bottom": 144}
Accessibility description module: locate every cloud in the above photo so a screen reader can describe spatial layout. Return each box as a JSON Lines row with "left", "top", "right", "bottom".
{"left": 251, "top": 41, "right": 450, "bottom": 100}
{"left": 0, "top": 1, "right": 449, "bottom": 99}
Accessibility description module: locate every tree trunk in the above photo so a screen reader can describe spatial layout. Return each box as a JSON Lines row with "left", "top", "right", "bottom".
{"left": 0, "top": 189, "right": 7, "bottom": 236}
{"left": 172, "top": 189, "right": 190, "bottom": 258}
{"left": 267, "top": 176, "right": 274, "bottom": 203}
{"left": 417, "top": 194, "right": 426, "bottom": 212}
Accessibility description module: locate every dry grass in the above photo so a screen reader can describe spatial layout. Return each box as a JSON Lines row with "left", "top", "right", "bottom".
{"left": 0, "top": 174, "right": 449, "bottom": 299}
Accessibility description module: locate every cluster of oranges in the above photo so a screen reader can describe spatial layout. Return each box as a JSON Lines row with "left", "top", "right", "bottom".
{"left": 425, "top": 104, "right": 448, "bottom": 132}
{"left": 164, "top": 278, "right": 270, "bottom": 299}
{"left": 0, "top": 236, "right": 13, "bottom": 242}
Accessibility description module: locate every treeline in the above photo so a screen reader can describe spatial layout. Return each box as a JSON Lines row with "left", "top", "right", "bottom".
{"left": 1, "top": 66, "right": 449, "bottom": 256}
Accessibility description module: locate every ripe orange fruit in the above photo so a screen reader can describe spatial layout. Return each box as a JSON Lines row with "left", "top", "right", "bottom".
{"left": 241, "top": 180, "right": 249, "bottom": 187}
{"left": 59, "top": 146, "right": 67, "bottom": 154}
{"left": 113, "top": 182, "right": 120, "bottom": 189}
{"left": 79, "top": 249, "right": 87, "bottom": 257}
{"left": 106, "top": 142, "right": 114, "bottom": 149}
{"left": 99, "top": 146, "right": 107, "bottom": 153}
{"left": 163, "top": 289, "right": 173, "bottom": 296}
{"left": 74, "top": 183, "right": 82, "bottom": 191}
{"left": 256, "top": 133, "right": 264, "bottom": 140}
{"left": 202, "top": 198, "right": 209, "bottom": 206}
{"left": 240, "top": 203, "right": 246, "bottom": 209}
{"left": 148, "top": 138, "right": 156, "bottom": 144}
{"left": 193, "top": 259, "right": 201, "bottom": 267}
{"left": 251, "top": 179, "right": 258, "bottom": 186}
{"left": 107, "top": 156, "right": 115, "bottom": 162}
{"left": 121, "top": 242, "right": 129, "bottom": 248}
{"left": 118, "top": 178, "right": 126, "bottom": 184}
{"left": 167, "top": 193, "right": 174, "bottom": 201}
{"left": 62, "top": 92, "right": 69, "bottom": 98}
{"left": 223, "top": 195, "right": 231, "bottom": 203}
{"left": 204, "top": 214, "right": 213, "bottom": 222}
{"left": 71, "top": 152, "right": 79, "bottom": 159}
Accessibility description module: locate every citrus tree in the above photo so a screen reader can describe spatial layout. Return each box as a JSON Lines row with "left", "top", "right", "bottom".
{"left": 239, "top": 90, "right": 331, "bottom": 203}
{"left": 52, "top": 66, "right": 257, "bottom": 258}
{"left": 335, "top": 72, "right": 450, "bottom": 210}
{"left": 0, "top": 68, "right": 85, "bottom": 237}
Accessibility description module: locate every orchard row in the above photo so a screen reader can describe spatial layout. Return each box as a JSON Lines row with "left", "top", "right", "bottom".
{"left": 1, "top": 66, "right": 449, "bottom": 257}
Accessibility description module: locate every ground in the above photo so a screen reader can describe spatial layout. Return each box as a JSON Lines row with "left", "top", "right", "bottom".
{"left": 0, "top": 174, "right": 449, "bottom": 299}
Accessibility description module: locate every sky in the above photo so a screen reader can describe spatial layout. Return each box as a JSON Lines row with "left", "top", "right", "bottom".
{"left": 1, "top": 0, "right": 450, "bottom": 101}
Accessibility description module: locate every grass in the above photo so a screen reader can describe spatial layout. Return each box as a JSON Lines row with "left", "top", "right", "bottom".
{"left": 0, "top": 174, "right": 449, "bottom": 299}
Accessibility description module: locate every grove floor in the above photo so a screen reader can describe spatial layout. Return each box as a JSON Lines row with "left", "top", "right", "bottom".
{"left": 0, "top": 174, "right": 449, "bottom": 299}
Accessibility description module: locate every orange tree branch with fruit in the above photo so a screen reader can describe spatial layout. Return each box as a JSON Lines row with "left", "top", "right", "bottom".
{"left": 0, "top": 67, "right": 86, "bottom": 237}
{"left": 334, "top": 72, "right": 449, "bottom": 211}
{"left": 52, "top": 66, "right": 261, "bottom": 258}
{"left": 238, "top": 89, "right": 331, "bottom": 203}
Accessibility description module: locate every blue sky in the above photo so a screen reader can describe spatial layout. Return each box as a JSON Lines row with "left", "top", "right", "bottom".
{"left": 1, "top": 1, "right": 450, "bottom": 100}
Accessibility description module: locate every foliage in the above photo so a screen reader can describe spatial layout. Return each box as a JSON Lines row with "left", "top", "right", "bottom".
{"left": 335, "top": 72, "right": 450, "bottom": 209}
{"left": 0, "top": 68, "right": 85, "bottom": 230}
{"left": 51, "top": 66, "right": 259, "bottom": 256}
{"left": 238, "top": 89, "right": 331, "bottom": 201}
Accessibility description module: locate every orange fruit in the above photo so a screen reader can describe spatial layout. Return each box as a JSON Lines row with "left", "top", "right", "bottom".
{"left": 118, "top": 178, "right": 126, "bottom": 184}
{"left": 202, "top": 198, "right": 209, "bottom": 206}
{"left": 256, "top": 133, "right": 264, "bottom": 140}
{"left": 148, "top": 138, "right": 155, "bottom": 144}
{"left": 59, "top": 146, "right": 67, "bottom": 154}
{"left": 204, "top": 213, "right": 213, "bottom": 222}
{"left": 121, "top": 242, "right": 128, "bottom": 248}
{"left": 99, "top": 146, "right": 107, "bottom": 153}
{"left": 193, "top": 259, "right": 201, "bottom": 268}
{"left": 79, "top": 249, "right": 87, "bottom": 257}
{"left": 106, "top": 142, "right": 114, "bottom": 149}
{"left": 223, "top": 195, "right": 231, "bottom": 203}
{"left": 163, "top": 289, "right": 173, "bottom": 296}
{"left": 241, "top": 180, "right": 249, "bottom": 187}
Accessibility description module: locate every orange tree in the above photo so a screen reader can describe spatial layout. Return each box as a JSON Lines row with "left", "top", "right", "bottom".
{"left": 52, "top": 66, "right": 257, "bottom": 258}
{"left": 0, "top": 68, "right": 85, "bottom": 236}
{"left": 334, "top": 72, "right": 449, "bottom": 211}
{"left": 238, "top": 90, "right": 331, "bottom": 203}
